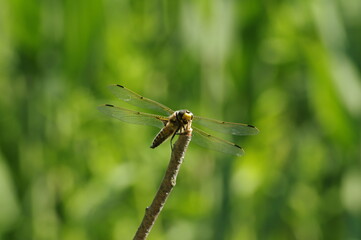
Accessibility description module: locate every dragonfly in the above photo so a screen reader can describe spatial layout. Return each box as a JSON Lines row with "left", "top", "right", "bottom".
{"left": 98, "top": 84, "right": 259, "bottom": 156}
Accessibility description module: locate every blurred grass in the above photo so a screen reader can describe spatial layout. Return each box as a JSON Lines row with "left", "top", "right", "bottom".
{"left": 0, "top": 0, "right": 361, "bottom": 240}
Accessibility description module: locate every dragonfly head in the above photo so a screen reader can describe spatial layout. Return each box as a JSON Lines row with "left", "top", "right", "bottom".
{"left": 176, "top": 110, "right": 193, "bottom": 124}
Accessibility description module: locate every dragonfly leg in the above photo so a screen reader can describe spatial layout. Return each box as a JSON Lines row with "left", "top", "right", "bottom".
{"left": 170, "top": 126, "right": 182, "bottom": 150}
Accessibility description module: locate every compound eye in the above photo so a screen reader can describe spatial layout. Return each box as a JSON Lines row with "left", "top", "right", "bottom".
{"left": 183, "top": 111, "right": 193, "bottom": 121}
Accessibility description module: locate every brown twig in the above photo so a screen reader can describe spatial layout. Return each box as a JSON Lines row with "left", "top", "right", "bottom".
{"left": 133, "top": 128, "right": 193, "bottom": 240}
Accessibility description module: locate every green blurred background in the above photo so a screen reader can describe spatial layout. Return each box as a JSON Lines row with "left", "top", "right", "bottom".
{"left": 1, "top": 0, "right": 361, "bottom": 239}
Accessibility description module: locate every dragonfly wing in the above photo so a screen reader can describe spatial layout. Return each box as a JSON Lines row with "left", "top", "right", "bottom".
{"left": 108, "top": 84, "right": 174, "bottom": 115}
{"left": 193, "top": 116, "right": 259, "bottom": 136}
{"left": 192, "top": 127, "right": 245, "bottom": 156}
{"left": 98, "top": 104, "right": 167, "bottom": 129}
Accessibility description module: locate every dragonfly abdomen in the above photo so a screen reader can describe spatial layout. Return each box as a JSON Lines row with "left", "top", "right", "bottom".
{"left": 150, "top": 125, "right": 177, "bottom": 149}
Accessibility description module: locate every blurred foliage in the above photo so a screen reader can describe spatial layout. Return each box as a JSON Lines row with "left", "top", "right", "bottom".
{"left": 1, "top": 0, "right": 361, "bottom": 239}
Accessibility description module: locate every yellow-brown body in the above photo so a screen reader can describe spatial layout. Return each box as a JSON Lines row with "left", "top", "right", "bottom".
{"left": 150, "top": 110, "right": 193, "bottom": 148}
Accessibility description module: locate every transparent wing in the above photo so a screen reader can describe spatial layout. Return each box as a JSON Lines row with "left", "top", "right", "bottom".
{"left": 98, "top": 104, "right": 167, "bottom": 129}
{"left": 193, "top": 116, "right": 259, "bottom": 136}
{"left": 108, "top": 84, "right": 174, "bottom": 115}
{"left": 192, "top": 127, "right": 245, "bottom": 156}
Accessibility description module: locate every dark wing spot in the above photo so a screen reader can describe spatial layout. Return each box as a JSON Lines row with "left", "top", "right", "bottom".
{"left": 222, "top": 121, "right": 225, "bottom": 124}
{"left": 207, "top": 134, "right": 211, "bottom": 137}
{"left": 140, "top": 96, "right": 144, "bottom": 99}
{"left": 136, "top": 112, "right": 141, "bottom": 114}
{"left": 234, "top": 144, "right": 242, "bottom": 149}
{"left": 105, "top": 104, "right": 114, "bottom": 107}
{"left": 116, "top": 84, "right": 124, "bottom": 88}
{"left": 247, "top": 124, "right": 256, "bottom": 128}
